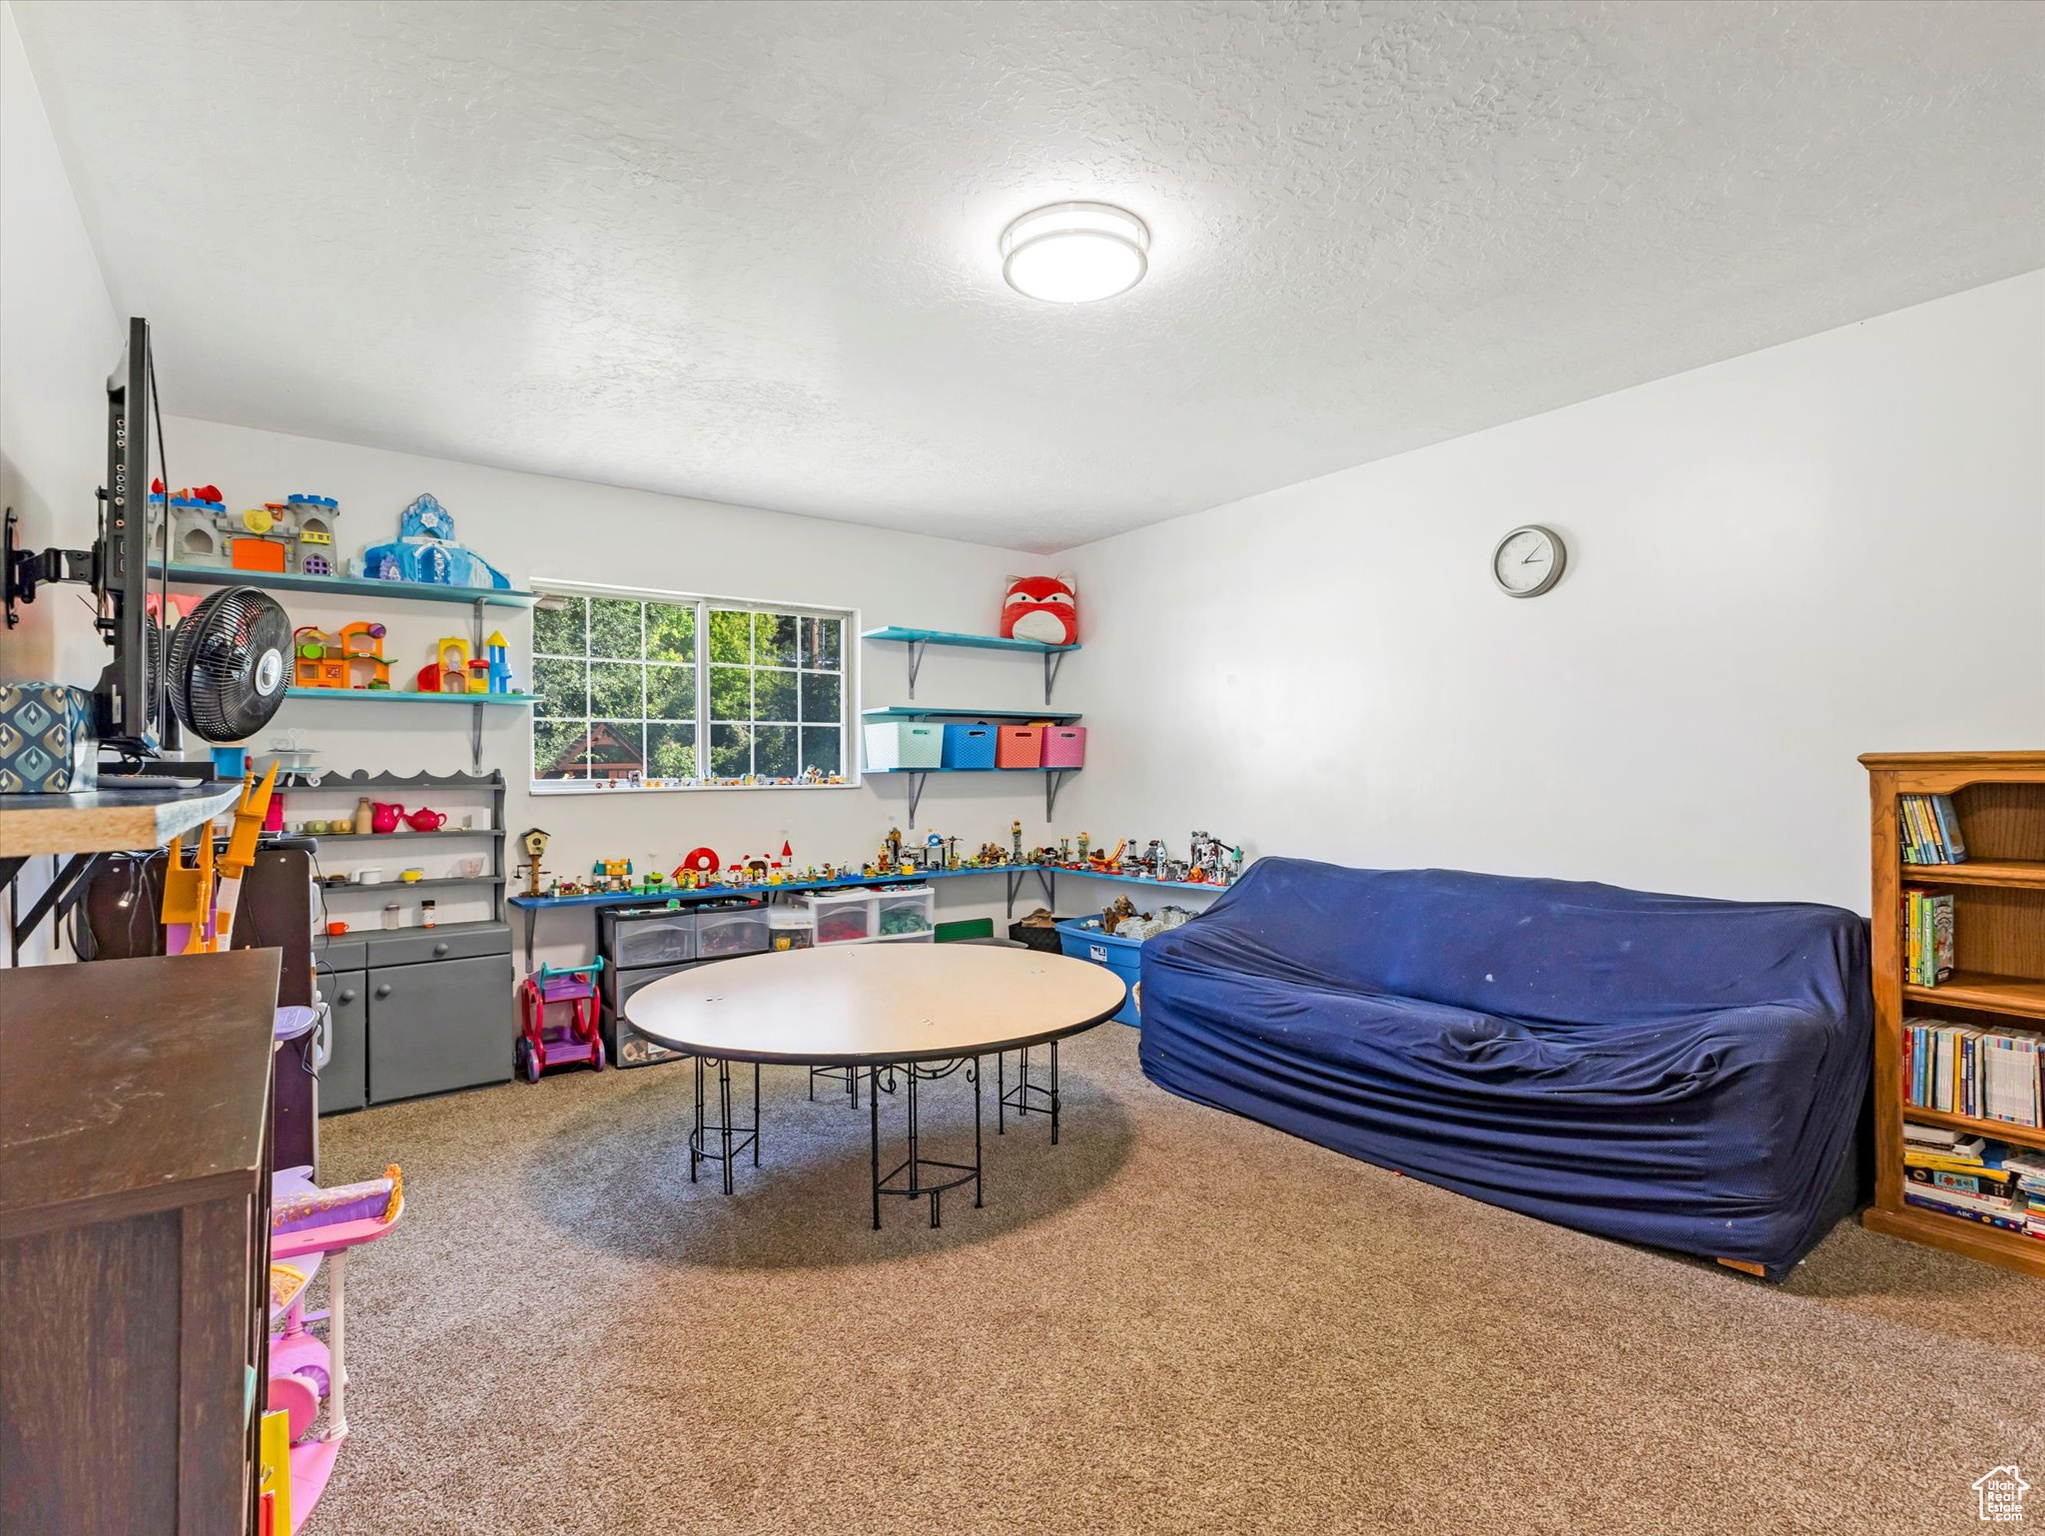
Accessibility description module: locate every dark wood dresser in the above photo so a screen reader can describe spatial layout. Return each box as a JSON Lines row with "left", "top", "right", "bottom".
{"left": 1, "top": 948, "right": 281, "bottom": 1535}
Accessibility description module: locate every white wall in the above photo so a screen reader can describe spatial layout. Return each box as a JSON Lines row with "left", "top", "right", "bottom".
{"left": 1, "top": 0, "right": 122, "bottom": 963}
{"left": 156, "top": 417, "right": 1055, "bottom": 968}
{"left": 0, "top": 0, "right": 118, "bottom": 682}
{"left": 1057, "top": 271, "right": 2045, "bottom": 915}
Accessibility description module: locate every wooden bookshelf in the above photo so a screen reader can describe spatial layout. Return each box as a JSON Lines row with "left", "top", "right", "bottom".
{"left": 1860, "top": 750, "right": 2045, "bottom": 1277}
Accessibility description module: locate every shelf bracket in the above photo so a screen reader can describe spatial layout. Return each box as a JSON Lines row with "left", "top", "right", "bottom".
{"left": 1043, "top": 648, "right": 1065, "bottom": 705}
{"left": 906, "top": 638, "right": 927, "bottom": 700}
{"left": 1045, "top": 770, "right": 1072, "bottom": 822}
{"left": 906, "top": 770, "right": 927, "bottom": 829}
{"left": 1001, "top": 866, "right": 1059, "bottom": 919}
{"left": 470, "top": 703, "right": 484, "bottom": 775}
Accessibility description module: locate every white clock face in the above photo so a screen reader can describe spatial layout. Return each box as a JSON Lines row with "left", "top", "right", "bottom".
{"left": 1492, "top": 525, "right": 1565, "bottom": 597}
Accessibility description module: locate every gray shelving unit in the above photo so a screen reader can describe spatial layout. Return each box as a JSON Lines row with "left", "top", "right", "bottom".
{"left": 309, "top": 770, "right": 513, "bottom": 1109}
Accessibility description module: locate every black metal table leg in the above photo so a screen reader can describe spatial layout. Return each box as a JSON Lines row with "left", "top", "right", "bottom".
{"left": 691, "top": 1055, "right": 704, "bottom": 1183}
{"left": 718, "top": 1058, "right": 734, "bottom": 1195}
{"left": 753, "top": 1062, "right": 761, "bottom": 1167}
{"left": 870, "top": 1057, "right": 983, "bottom": 1231}
{"left": 997, "top": 1042, "right": 1062, "bottom": 1140}
{"left": 687, "top": 1055, "right": 759, "bottom": 1196}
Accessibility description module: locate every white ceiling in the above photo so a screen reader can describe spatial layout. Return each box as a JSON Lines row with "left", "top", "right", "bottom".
{"left": 15, "top": 1, "right": 2043, "bottom": 554}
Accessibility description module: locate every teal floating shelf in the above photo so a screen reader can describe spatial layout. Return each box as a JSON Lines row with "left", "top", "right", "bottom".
{"left": 150, "top": 563, "right": 536, "bottom": 608}
{"left": 861, "top": 625, "right": 1077, "bottom": 705}
{"left": 285, "top": 689, "right": 536, "bottom": 706}
{"left": 861, "top": 706, "right": 1081, "bottom": 724}
{"left": 860, "top": 626, "right": 1077, "bottom": 655}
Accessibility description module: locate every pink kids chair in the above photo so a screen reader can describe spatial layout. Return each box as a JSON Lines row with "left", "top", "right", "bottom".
{"left": 267, "top": 1164, "right": 404, "bottom": 1531}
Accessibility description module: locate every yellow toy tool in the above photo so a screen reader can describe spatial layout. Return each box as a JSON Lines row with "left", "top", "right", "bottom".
{"left": 160, "top": 764, "right": 280, "bottom": 954}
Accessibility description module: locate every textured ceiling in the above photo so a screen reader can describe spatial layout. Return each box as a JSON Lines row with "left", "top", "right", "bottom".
{"left": 14, "top": 1, "right": 2044, "bottom": 553}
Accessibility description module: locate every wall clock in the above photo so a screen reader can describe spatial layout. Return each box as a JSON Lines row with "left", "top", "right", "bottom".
{"left": 1491, "top": 524, "right": 1566, "bottom": 598}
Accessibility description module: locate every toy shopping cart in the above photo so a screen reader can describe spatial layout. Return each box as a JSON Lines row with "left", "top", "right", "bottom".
{"left": 516, "top": 958, "right": 606, "bottom": 1081}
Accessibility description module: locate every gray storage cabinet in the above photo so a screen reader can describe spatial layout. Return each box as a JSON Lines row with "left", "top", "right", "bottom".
{"left": 322, "top": 968, "right": 369, "bottom": 1112}
{"left": 317, "top": 922, "right": 514, "bottom": 1106}
{"left": 366, "top": 923, "right": 514, "bottom": 1102}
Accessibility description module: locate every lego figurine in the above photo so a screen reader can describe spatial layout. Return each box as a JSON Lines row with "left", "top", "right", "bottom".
{"left": 1011, "top": 819, "right": 1023, "bottom": 863}
{"left": 1077, "top": 832, "right": 1090, "bottom": 865}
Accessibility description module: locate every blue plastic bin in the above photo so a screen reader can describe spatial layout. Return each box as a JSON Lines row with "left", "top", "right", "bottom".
{"left": 1056, "top": 915, "right": 1143, "bottom": 1026}
{"left": 941, "top": 721, "right": 999, "bottom": 769}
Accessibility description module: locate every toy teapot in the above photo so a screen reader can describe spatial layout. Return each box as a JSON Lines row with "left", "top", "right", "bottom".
{"left": 370, "top": 801, "right": 405, "bottom": 834}
{"left": 403, "top": 807, "right": 447, "bottom": 832}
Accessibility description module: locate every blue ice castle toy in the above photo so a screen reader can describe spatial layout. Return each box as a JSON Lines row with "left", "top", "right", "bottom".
{"left": 355, "top": 494, "right": 512, "bottom": 589}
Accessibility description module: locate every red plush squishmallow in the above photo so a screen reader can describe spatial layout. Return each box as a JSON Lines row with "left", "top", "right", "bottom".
{"left": 1001, "top": 574, "right": 1078, "bottom": 645}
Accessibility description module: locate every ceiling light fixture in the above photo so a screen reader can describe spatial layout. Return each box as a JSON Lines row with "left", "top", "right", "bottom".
{"left": 1000, "top": 202, "right": 1149, "bottom": 303}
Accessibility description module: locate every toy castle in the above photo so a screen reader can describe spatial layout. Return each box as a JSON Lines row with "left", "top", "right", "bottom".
{"left": 356, "top": 494, "right": 512, "bottom": 590}
{"left": 152, "top": 485, "right": 341, "bottom": 577}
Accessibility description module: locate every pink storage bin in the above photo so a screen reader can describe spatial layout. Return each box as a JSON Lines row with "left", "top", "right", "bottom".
{"left": 995, "top": 725, "right": 1044, "bottom": 768}
{"left": 1041, "top": 726, "right": 1087, "bottom": 768}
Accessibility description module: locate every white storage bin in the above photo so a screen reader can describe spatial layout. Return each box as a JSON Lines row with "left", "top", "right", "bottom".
{"left": 864, "top": 721, "right": 943, "bottom": 770}
{"left": 874, "top": 887, "right": 935, "bottom": 939}
{"left": 768, "top": 903, "right": 816, "bottom": 952}
{"left": 695, "top": 904, "right": 771, "bottom": 958}
{"left": 806, "top": 889, "right": 877, "bottom": 945}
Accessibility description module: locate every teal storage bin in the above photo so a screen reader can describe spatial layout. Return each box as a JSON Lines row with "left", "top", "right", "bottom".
{"left": 863, "top": 720, "right": 943, "bottom": 770}
{"left": 1056, "top": 915, "right": 1143, "bottom": 1026}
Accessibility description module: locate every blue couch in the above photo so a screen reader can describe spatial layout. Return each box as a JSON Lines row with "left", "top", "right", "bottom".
{"left": 1139, "top": 859, "right": 1870, "bottom": 1275}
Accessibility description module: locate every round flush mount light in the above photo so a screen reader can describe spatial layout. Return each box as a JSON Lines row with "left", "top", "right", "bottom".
{"left": 1000, "top": 202, "right": 1149, "bottom": 303}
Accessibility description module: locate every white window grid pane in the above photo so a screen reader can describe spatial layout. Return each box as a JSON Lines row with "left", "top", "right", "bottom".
{"left": 531, "top": 588, "right": 849, "bottom": 790}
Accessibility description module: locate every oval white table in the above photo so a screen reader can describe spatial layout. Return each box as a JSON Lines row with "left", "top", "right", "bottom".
{"left": 626, "top": 943, "right": 1128, "bottom": 1227}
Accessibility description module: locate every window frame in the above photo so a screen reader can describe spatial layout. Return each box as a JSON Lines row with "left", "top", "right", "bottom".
{"left": 528, "top": 577, "right": 856, "bottom": 795}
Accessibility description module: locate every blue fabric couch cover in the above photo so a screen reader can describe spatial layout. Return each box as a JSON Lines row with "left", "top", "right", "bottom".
{"left": 1139, "top": 859, "right": 1870, "bottom": 1272}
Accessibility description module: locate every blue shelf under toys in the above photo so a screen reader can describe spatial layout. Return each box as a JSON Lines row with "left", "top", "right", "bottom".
{"left": 861, "top": 625, "right": 1078, "bottom": 704}
{"left": 505, "top": 861, "right": 1236, "bottom": 972}
{"left": 149, "top": 563, "right": 537, "bottom": 608}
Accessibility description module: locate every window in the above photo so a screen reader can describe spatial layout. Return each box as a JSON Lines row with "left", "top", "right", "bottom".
{"left": 530, "top": 584, "right": 849, "bottom": 791}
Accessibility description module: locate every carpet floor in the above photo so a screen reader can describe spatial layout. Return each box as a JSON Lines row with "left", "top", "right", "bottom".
{"left": 308, "top": 1024, "right": 2044, "bottom": 1536}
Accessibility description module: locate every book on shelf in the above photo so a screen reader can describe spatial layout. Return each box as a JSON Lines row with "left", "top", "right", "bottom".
{"left": 1902, "top": 1125, "right": 2045, "bottom": 1239}
{"left": 1905, "top": 1169, "right": 2020, "bottom": 1210}
{"left": 1904, "top": 1190, "right": 2030, "bottom": 1233}
{"left": 1898, "top": 793, "right": 1968, "bottom": 865}
{"left": 1903, "top": 1019, "right": 2044, "bottom": 1125}
{"left": 1901, "top": 890, "right": 1954, "bottom": 987}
